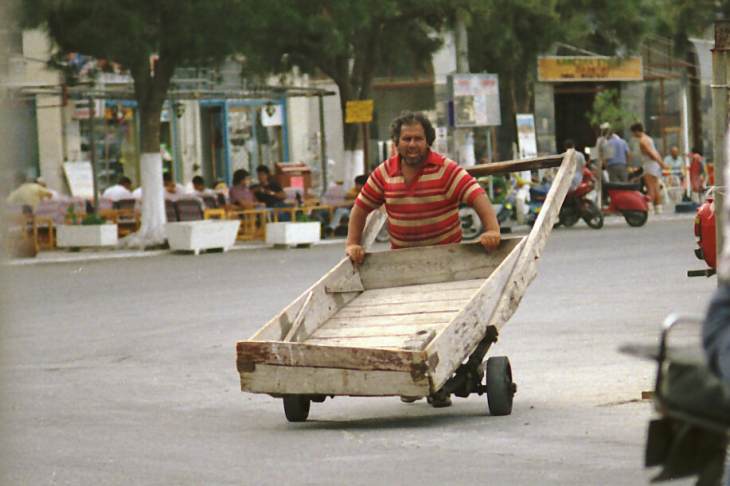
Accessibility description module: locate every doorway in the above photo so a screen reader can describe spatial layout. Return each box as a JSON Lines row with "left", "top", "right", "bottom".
{"left": 200, "top": 105, "right": 225, "bottom": 184}
{"left": 554, "top": 83, "right": 619, "bottom": 155}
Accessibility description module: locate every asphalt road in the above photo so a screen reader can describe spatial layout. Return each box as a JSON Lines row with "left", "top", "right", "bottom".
{"left": 0, "top": 216, "right": 716, "bottom": 485}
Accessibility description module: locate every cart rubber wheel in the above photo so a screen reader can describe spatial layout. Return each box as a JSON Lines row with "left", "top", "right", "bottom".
{"left": 486, "top": 356, "right": 516, "bottom": 416}
{"left": 283, "top": 395, "right": 310, "bottom": 422}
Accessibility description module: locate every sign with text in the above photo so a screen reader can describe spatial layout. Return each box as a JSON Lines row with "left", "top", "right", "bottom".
{"left": 345, "top": 100, "right": 374, "bottom": 124}
{"left": 448, "top": 74, "right": 501, "bottom": 127}
{"left": 516, "top": 114, "right": 538, "bottom": 159}
{"left": 63, "top": 161, "right": 95, "bottom": 199}
{"left": 538, "top": 56, "right": 643, "bottom": 82}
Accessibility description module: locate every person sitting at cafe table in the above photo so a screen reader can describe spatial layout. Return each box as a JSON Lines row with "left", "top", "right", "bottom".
{"left": 252, "top": 165, "right": 287, "bottom": 208}
{"left": 228, "top": 169, "right": 258, "bottom": 210}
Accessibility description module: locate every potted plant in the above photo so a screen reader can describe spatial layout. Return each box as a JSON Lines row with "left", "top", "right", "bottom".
{"left": 266, "top": 211, "right": 321, "bottom": 248}
{"left": 56, "top": 210, "right": 118, "bottom": 249}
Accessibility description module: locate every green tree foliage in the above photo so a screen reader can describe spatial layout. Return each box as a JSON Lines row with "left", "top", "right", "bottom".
{"left": 467, "top": 0, "right": 651, "bottom": 157}
{"left": 21, "top": 0, "right": 246, "bottom": 152}
{"left": 244, "top": 0, "right": 459, "bottom": 150}
{"left": 586, "top": 89, "right": 636, "bottom": 131}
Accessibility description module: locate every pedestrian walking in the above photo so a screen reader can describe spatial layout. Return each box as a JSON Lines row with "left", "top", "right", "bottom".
{"left": 630, "top": 123, "right": 668, "bottom": 213}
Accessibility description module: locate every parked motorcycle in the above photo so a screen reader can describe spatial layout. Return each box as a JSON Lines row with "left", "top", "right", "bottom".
{"left": 603, "top": 179, "right": 651, "bottom": 227}
{"left": 688, "top": 190, "right": 716, "bottom": 277}
{"left": 556, "top": 167, "right": 603, "bottom": 229}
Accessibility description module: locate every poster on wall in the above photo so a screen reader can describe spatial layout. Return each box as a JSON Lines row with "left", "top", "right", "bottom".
{"left": 448, "top": 74, "right": 501, "bottom": 127}
{"left": 261, "top": 104, "right": 283, "bottom": 127}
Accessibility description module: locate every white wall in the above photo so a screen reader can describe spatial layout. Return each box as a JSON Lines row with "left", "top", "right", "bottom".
{"left": 23, "top": 30, "right": 66, "bottom": 193}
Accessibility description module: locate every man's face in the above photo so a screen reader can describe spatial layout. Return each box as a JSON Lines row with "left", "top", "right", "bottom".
{"left": 396, "top": 123, "right": 429, "bottom": 167}
{"left": 164, "top": 181, "right": 175, "bottom": 193}
{"left": 257, "top": 171, "right": 269, "bottom": 184}
{"left": 670, "top": 147, "right": 679, "bottom": 157}
{"left": 193, "top": 182, "right": 204, "bottom": 192}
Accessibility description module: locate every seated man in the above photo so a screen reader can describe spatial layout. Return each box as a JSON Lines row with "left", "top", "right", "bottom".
{"left": 228, "top": 169, "right": 258, "bottom": 210}
{"left": 345, "top": 111, "right": 501, "bottom": 407}
{"left": 163, "top": 173, "right": 185, "bottom": 202}
{"left": 188, "top": 175, "right": 216, "bottom": 199}
{"left": 6, "top": 176, "right": 53, "bottom": 211}
{"left": 329, "top": 174, "right": 367, "bottom": 234}
{"left": 102, "top": 176, "right": 133, "bottom": 202}
{"left": 251, "top": 165, "right": 287, "bottom": 208}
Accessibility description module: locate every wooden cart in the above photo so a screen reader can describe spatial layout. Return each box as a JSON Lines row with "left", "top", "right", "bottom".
{"left": 236, "top": 151, "right": 577, "bottom": 421}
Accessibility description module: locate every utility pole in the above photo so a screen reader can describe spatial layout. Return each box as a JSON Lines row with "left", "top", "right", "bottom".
{"left": 453, "top": 8, "right": 476, "bottom": 166}
{"left": 712, "top": 21, "right": 729, "bottom": 284}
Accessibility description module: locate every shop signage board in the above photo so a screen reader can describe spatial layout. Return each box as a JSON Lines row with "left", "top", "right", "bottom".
{"left": 537, "top": 56, "right": 643, "bottom": 82}
{"left": 516, "top": 114, "right": 538, "bottom": 159}
{"left": 63, "top": 161, "right": 95, "bottom": 199}
{"left": 261, "top": 104, "right": 283, "bottom": 127}
{"left": 345, "top": 100, "right": 374, "bottom": 124}
{"left": 448, "top": 73, "right": 501, "bottom": 128}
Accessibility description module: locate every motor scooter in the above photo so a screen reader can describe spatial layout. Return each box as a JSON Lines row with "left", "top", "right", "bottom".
{"left": 601, "top": 165, "right": 651, "bottom": 227}
{"left": 556, "top": 167, "right": 603, "bottom": 229}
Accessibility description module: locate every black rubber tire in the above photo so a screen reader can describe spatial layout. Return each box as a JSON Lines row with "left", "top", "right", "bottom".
{"left": 486, "top": 356, "right": 515, "bottom": 416}
{"left": 559, "top": 208, "right": 580, "bottom": 227}
{"left": 283, "top": 395, "right": 310, "bottom": 422}
{"left": 583, "top": 201, "right": 604, "bottom": 229}
{"left": 623, "top": 210, "right": 648, "bottom": 227}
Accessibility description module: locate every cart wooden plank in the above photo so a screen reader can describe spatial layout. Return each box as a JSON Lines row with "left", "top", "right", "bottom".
{"left": 240, "top": 364, "right": 430, "bottom": 396}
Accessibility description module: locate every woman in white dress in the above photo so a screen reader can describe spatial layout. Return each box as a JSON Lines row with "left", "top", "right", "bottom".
{"left": 630, "top": 123, "right": 668, "bottom": 213}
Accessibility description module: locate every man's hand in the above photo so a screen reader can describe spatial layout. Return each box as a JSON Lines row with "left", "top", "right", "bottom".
{"left": 479, "top": 230, "right": 501, "bottom": 252}
{"left": 346, "top": 244, "right": 365, "bottom": 265}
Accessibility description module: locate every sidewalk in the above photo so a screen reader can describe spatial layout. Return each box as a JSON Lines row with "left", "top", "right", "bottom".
{"left": 5, "top": 237, "right": 348, "bottom": 267}
{"left": 5, "top": 212, "right": 694, "bottom": 267}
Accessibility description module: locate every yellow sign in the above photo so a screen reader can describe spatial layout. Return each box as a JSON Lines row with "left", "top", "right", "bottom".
{"left": 538, "top": 56, "right": 643, "bottom": 82}
{"left": 345, "top": 100, "right": 374, "bottom": 124}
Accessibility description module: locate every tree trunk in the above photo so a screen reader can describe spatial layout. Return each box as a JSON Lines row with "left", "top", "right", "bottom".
{"left": 122, "top": 56, "right": 175, "bottom": 248}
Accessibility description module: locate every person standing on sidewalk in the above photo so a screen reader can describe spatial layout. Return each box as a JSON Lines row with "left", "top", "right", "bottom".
{"left": 604, "top": 126, "right": 632, "bottom": 183}
{"left": 631, "top": 123, "right": 668, "bottom": 214}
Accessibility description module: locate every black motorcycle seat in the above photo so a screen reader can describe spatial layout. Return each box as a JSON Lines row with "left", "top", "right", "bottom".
{"left": 604, "top": 181, "right": 641, "bottom": 191}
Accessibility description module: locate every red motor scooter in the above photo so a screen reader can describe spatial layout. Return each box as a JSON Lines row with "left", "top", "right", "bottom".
{"left": 602, "top": 168, "right": 651, "bottom": 227}
{"left": 557, "top": 167, "right": 604, "bottom": 229}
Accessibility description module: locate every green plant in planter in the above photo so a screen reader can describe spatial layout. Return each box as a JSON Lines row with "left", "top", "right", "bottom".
{"left": 81, "top": 213, "right": 106, "bottom": 225}
{"left": 66, "top": 204, "right": 78, "bottom": 225}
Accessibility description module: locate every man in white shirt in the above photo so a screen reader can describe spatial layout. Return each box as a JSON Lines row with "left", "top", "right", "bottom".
{"left": 188, "top": 175, "right": 216, "bottom": 198}
{"left": 101, "top": 176, "right": 133, "bottom": 202}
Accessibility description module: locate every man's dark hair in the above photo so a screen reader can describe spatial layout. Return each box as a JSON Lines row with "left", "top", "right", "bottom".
{"left": 256, "top": 165, "right": 271, "bottom": 175}
{"left": 192, "top": 175, "right": 205, "bottom": 186}
{"left": 118, "top": 176, "right": 132, "bottom": 186}
{"left": 163, "top": 173, "right": 173, "bottom": 183}
{"left": 630, "top": 122, "right": 644, "bottom": 133}
{"left": 390, "top": 111, "right": 436, "bottom": 146}
{"left": 354, "top": 174, "right": 368, "bottom": 186}
{"left": 563, "top": 139, "right": 575, "bottom": 150}
{"left": 691, "top": 147, "right": 703, "bottom": 156}
{"left": 232, "top": 169, "right": 250, "bottom": 185}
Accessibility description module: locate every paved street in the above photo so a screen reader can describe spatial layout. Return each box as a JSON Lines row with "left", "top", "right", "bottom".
{"left": 0, "top": 216, "right": 716, "bottom": 485}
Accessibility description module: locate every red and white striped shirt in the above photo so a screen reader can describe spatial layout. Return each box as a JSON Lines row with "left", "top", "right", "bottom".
{"left": 355, "top": 150, "right": 485, "bottom": 248}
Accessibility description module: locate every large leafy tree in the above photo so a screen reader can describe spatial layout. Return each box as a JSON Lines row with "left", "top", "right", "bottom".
{"left": 245, "top": 0, "right": 459, "bottom": 152}
{"left": 467, "top": 0, "right": 651, "bottom": 158}
{"left": 21, "top": 0, "right": 246, "bottom": 246}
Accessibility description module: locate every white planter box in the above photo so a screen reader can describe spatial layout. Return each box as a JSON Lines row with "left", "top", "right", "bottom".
{"left": 266, "top": 222, "right": 321, "bottom": 247}
{"left": 165, "top": 220, "right": 240, "bottom": 255}
{"left": 57, "top": 224, "right": 118, "bottom": 248}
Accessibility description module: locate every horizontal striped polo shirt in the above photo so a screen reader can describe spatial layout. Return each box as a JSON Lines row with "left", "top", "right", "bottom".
{"left": 355, "top": 150, "right": 486, "bottom": 248}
